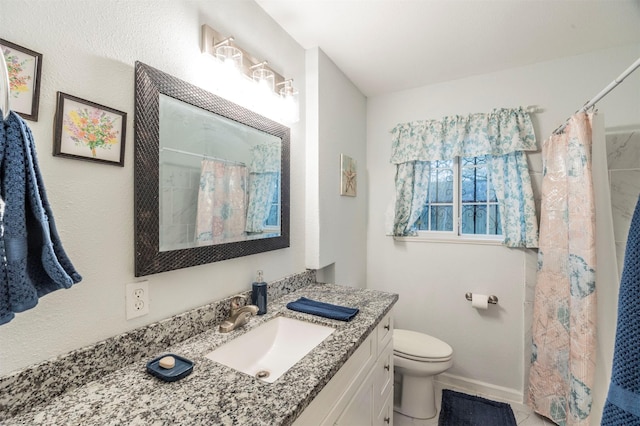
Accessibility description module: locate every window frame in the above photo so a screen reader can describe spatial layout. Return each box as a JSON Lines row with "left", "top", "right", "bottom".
{"left": 411, "top": 156, "right": 503, "bottom": 244}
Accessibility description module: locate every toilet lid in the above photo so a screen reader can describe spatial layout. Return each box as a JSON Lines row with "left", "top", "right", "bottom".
{"left": 394, "top": 329, "right": 453, "bottom": 361}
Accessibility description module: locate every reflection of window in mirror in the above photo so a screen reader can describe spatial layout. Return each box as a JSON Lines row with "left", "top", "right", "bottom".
{"left": 264, "top": 174, "right": 281, "bottom": 232}
{"left": 245, "top": 139, "right": 281, "bottom": 237}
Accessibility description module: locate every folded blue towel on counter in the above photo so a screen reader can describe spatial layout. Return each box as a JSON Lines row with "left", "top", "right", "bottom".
{"left": 286, "top": 297, "right": 359, "bottom": 321}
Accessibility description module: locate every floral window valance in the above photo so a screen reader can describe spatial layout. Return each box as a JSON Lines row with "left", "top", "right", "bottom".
{"left": 390, "top": 107, "right": 537, "bottom": 163}
{"left": 249, "top": 140, "right": 281, "bottom": 173}
{"left": 389, "top": 107, "right": 539, "bottom": 248}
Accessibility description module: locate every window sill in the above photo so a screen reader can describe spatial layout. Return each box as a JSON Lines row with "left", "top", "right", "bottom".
{"left": 393, "top": 235, "right": 504, "bottom": 246}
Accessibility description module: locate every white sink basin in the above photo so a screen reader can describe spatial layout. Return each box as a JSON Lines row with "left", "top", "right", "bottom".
{"left": 205, "top": 316, "right": 335, "bottom": 383}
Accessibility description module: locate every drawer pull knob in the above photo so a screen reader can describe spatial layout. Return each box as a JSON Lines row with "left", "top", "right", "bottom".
{"left": 384, "top": 324, "right": 390, "bottom": 330}
{"left": 384, "top": 417, "right": 390, "bottom": 423}
{"left": 384, "top": 364, "right": 390, "bottom": 371}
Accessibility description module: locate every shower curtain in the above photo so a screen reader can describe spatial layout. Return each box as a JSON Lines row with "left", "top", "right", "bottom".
{"left": 528, "top": 113, "right": 597, "bottom": 425}
{"left": 195, "top": 159, "right": 247, "bottom": 244}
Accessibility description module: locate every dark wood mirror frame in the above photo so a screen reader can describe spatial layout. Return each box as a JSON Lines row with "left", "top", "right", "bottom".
{"left": 134, "top": 61, "right": 290, "bottom": 277}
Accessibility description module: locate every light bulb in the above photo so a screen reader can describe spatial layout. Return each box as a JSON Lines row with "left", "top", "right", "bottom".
{"left": 252, "top": 67, "right": 275, "bottom": 93}
{"left": 279, "top": 81, "right": 299, "bottom": 123}
{"left": 215, "top": 45, "right": 243, "bottom": 71}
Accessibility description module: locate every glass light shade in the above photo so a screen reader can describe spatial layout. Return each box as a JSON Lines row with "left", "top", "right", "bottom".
{"left": 279, "top": 80, "right": 295, "bottom": 97}
{"left": 279, "top": 82, "right": 299, "bottom": 124}
{"left": 215, "top": 45, "right": 243, "bottom": 70}
{"left": 252, "top": 68, "right": 275, "bottom": 93}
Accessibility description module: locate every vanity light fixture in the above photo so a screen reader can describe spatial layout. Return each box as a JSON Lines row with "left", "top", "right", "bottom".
{"left": 215, "top": 37, "right": 243, "bottom": 71}
{"left": 278, "top": 79, "right": 299, "bottom": 123}
{"left": 251, "top": 62, "right": 275, "bottom": 93}
{"left": 201, "top": 24, "right": 299, "bottom": 124}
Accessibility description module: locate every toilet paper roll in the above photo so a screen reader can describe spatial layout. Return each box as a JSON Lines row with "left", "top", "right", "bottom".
{"left": 471, "top": 293, "right": 489, "bottom": 310}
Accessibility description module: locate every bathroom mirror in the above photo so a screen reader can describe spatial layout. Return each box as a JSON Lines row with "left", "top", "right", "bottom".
{"left": 134, "top": 62, "right": 290, "bottom": 276}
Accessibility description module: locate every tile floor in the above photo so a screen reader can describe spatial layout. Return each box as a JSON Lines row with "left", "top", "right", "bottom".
{"left": 393, "top": 382, "right": 556, "bottom": 426}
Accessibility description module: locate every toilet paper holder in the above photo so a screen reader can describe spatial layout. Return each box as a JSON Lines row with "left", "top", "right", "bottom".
{"left": 465, "top": 292, "right": 498, "bottom": 304}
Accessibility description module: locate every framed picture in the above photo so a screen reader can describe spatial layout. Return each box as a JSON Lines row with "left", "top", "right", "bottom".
{"left": 53, "top": 92, "right": 127, "bottom": 166}
{"left": 0, "top": 39, "right": 43, "bottom": 121}
{"left": 340, "top": 154, "right": 357, "bottom": 197}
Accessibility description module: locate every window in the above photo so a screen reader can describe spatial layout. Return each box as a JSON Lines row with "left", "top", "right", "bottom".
{"left": 390, "top": 107, "right": 538, "bottom": 247}
{"left": 263, "top": 173, "right": 281, "bottom": 229}
{"left": 414, "top": 156, "right": 501, "bottom": 238}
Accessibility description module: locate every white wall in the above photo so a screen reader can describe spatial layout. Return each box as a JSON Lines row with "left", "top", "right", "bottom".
{"left": 367, "top": 44, "right": 640, "bottom": 404}
{"left": 306, "top": 47, "right": 367, "bottom": 287}
{"left": 0, "top": 0, "right": 307, "bottom": 376}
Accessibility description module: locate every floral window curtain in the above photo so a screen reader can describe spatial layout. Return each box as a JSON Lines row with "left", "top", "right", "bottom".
{"left": 390, "top": 107, "right": 539, "bottom": 248}
{"left": 246, "top": 141, "right": 281, "bottom": 233}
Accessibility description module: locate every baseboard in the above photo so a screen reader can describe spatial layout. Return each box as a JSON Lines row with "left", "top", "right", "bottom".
{"left": 436, "top": 372, "right": 524, "bottom": 405}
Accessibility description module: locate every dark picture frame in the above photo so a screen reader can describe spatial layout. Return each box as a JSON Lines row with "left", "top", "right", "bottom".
{"left": 53, "top": 92, "right": 127, "bottom": 167}
{"left": 0, "top": 38, "right": 43, "bottom": 121}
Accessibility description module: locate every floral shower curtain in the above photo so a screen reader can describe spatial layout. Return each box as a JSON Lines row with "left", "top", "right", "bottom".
{"left": 528, "top": 113, "right": 597, "bottom": 425}
{"left": 389, "top": 107, "right": 539, "bottom": 247}
{"left": 195, "top": 159, "right": 248, "bottom": 244}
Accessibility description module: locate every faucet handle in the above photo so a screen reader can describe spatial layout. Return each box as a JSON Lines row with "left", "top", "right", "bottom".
{"left": 230, "top": 294, "right": 247, "bottom": 311}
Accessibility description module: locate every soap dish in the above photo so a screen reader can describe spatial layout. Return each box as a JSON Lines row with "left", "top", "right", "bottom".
{"left": 146, "top": 354, "right": 194, "bottom": 382}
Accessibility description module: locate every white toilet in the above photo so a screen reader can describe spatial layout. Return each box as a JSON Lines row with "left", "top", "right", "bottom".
{"left": 393, "top": 329, "right": 454, "bottom": 420}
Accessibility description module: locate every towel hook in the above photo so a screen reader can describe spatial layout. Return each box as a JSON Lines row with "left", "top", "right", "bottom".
{"left": 0, "top": 48, "right": 10, "bottom": 121}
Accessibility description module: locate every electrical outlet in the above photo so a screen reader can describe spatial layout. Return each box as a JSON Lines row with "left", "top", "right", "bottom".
{"left": 126, "top": 281, "right": 149, "bottom": 319}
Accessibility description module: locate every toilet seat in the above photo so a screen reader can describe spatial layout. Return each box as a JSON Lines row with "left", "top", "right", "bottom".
{"left": 394, "top": 329, "right": 453, "bottom": 362}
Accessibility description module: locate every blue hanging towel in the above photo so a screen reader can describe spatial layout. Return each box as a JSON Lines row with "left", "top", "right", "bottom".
{"left": 601, "top": 195, "right": 640, "bottom": 425}
{"left": 0, "top": 111, "right": 82, "bottom": 325}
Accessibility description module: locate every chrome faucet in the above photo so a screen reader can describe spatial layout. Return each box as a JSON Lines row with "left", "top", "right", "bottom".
{"left": 219, "top": 295, "right": 259, "bottom": 333}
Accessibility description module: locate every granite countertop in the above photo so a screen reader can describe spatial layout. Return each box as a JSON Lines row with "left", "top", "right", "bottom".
{"left": 4, "top": 283, "right": 397, "bottom": 425}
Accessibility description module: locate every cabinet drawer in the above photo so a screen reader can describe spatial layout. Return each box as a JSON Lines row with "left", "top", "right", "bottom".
{"left": 376, "top": 312, "right": 393, "bottom": 355}
{"left": 374, "top": 341, "right": 393, "bottom": 416}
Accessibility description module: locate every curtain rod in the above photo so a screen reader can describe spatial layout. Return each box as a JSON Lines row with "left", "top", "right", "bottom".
{"left": 161, "top": 147, "right": 246, "bottom": 166}
{"left": 553, "top": 56, "right": 640, "bottom": 134}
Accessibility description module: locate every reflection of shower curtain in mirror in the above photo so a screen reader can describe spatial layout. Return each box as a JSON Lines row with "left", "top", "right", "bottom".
{"left": 195, "top": 159, "right": 247, "bottom": 244}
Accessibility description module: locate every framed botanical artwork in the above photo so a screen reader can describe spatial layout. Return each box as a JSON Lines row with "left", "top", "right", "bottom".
{"left": 340, "top": 154, "right": 357, "bottom": 197}
{"left": 53, "top": 92, "right": 127, "bottom": 166}
{"left": 0, "top": 39, "right": 43, "bottom": 121}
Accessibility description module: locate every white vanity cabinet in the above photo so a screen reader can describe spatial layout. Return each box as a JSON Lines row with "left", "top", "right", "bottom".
{"left": 294, "top": 311, "right": 394, "bottom": 426}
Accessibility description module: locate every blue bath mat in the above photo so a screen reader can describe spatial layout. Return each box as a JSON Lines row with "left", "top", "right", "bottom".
{"left": 438, "top": 389, "right": 517, "bottom": 426}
